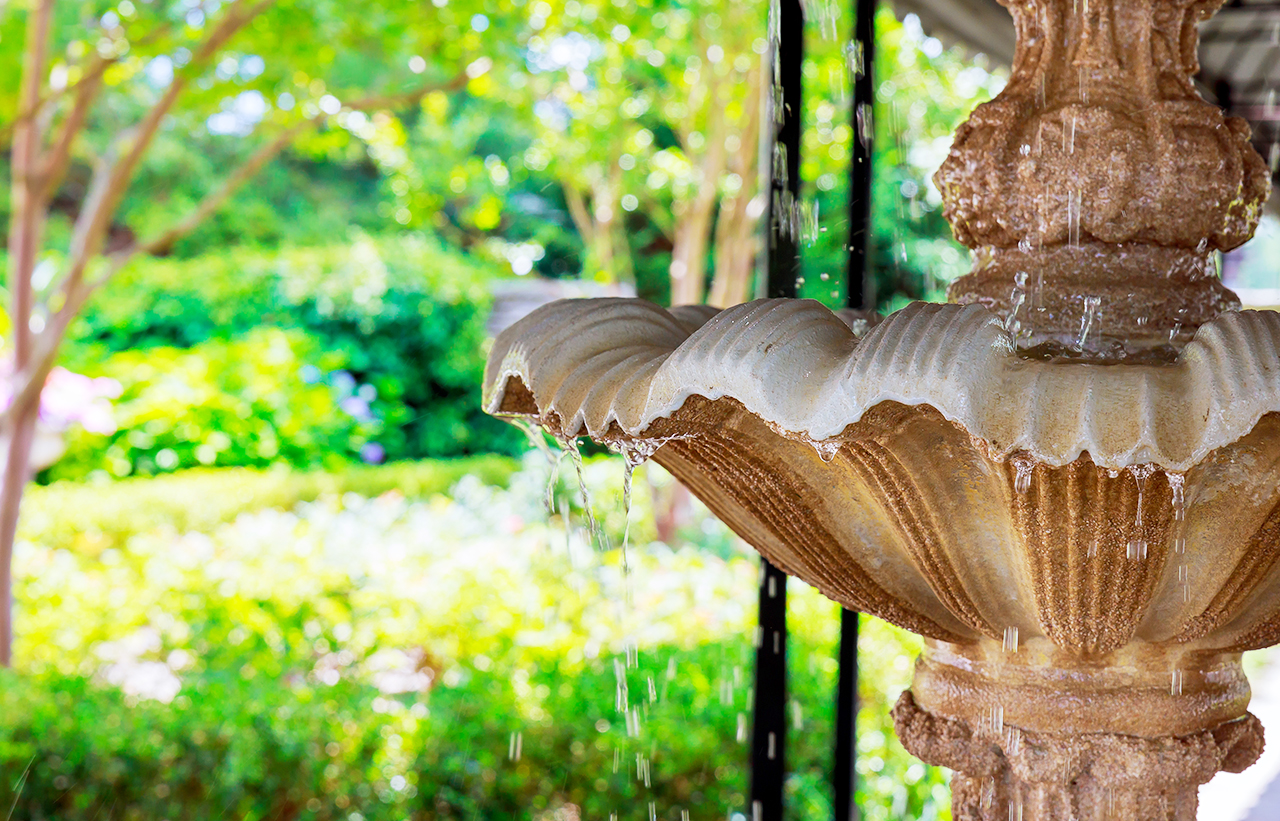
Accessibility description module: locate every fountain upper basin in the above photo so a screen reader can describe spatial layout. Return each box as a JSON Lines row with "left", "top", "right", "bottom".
{"left": 485, "top": 296, "right": 1280, "bottom": 735}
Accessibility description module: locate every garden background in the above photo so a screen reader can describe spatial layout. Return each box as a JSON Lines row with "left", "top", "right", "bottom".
{"left": 2, "top": 1, "right": 1279, "bottom": 819}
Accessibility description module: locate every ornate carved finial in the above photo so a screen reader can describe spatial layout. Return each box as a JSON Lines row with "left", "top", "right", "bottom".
{"left": 940, "top": 0, "right": 1271, "bottom": 358}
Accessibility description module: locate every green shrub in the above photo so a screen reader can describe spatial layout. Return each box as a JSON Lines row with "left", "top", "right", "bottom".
{"left": 60, "top": 234, "right": 523, "bottom": 469}
{"left": 49, "top": 328, "right": 377, "bottom": 480}
{"left": 7, "top": 455, "right": 949, "bottom": 820}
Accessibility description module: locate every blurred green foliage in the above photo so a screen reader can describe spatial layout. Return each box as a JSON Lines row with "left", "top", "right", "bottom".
{"left": 4, "top": 456, "right": 949, "bottom": 820}
{"left": 22, "top": 455, "right": 517, "bottom": 552}
{"left": 48, "top": 235, "right": 523, "bottom": 480}
{"left": 797, "top": 10, "right": 1007, "bottom": 311}
{"left": 1, "top": 1, "right": 1009, "bottom": 312}
{"left": 52, "top": 328, "right": 379, "bottom": 478}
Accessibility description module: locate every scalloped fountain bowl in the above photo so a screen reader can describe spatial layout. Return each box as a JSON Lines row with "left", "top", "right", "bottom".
{"left": 484, "top": 297, "right": 1280, "bottom": 816}
{"left": 482, "top": 0, "right": 1278, "bottom": 815}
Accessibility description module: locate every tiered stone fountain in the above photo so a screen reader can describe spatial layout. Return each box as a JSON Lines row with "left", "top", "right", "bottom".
{"left": 483, "top": 0, "right": 1276, "bottom": 817}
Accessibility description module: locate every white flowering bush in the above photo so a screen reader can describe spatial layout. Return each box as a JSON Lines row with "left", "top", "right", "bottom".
{"left": 3, "top": 452, "right": 948, "bottom": 820}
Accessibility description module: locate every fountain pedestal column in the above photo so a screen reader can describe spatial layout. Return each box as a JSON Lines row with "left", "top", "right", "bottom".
{"left": 482, "top": 0, "right": 1280, "bottom": 812}
{"left": 894, "top": 692, "right": 1262, "bottom": 821}
{"left": 893, "top": 640, "right": 1265, "bottom": 819}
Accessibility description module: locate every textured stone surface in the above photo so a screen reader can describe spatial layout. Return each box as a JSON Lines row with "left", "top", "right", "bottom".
{"left": 486, "top": 295, "right": 1280, "bottom": 660}
{"left": 481, "top": 0, "right": 1279, "bottom": 812}
{"left": 485, "top": 294, "right": 1280, "bottom": 811}
{"left": 938, "top": 0, "right": 1271, "bottom": 356}
{"left": 893, "top": 690, "right": 1264, "bottom": 820}
{"left": 486, "top": 298, "right": 1280, "bottom": 472}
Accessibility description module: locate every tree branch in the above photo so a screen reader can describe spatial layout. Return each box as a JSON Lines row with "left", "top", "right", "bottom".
{"left": 58, "top": 0, "right": 278, "bottom": 316}
{"left": 138, "top": 121, "right": 312, "bottom": 257}
{"left": 38, "top": 69, "right": 106, "bottom": 202}
{"left": 0, "top": 20, "right": 176, "bottom": 144}
{"left": 46, "top": 66, "right": 466, "bottom": 359}
{"left": 0, "top": 0, "right": 56, "bottom": 669}
{"left": 8, "top": 0, "right": 55, "bottom": 370}
{"left": 344, "top": 73, "right": 468, "bottom": 111}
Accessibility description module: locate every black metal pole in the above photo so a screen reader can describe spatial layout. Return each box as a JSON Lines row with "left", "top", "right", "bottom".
{"left": 847, "top": 0, "right": 876, "bottom": 313}
{"left": 833, "top": 607, "right": 860, "bottom": 821}
{"left": 751, "top": 1, "right": 803, "bottom": 820}
{"left": 752, "top": 560, "right": 789, "bottom": 821}
{"left": 835, "top": 2, "right": 875, "bottom": 820}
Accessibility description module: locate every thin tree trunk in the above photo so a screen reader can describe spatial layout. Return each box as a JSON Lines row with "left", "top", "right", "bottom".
{"left": 0, "top": 403, "right": 39, "bottom": 666}
{"left": 708, "top": 62, "right": 764, "bottom": 308}
{"left": 0, "top": 0, "right": 426, "bottom": 666}
{"left": 0, "top": 0, "right": 55, "bottom": 667}
{"left": 669, "top": 117, "right": 729, "bottom": 305}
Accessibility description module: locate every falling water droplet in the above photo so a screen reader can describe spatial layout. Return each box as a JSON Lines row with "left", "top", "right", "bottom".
{"left": 649, "top": 802, "right": 657, "bottom": 821}
{"left": 1272, "top": 21, "right": 1280, "bottom": 45}
{"left": 799, "top": 200, "right": 820, "bottom": 245}
{"left": 516, "top": 419, "right": 564, "bottom": 514}
{"left": 1127, "top": 465, "right": 1152, "bottom": 561}
{"left": 1268, "top": 89, "right": 1278, "bottom": 118}
{"left": 811, "top": 439, "right": 841, "bottom": 463}
{"left": 1168, "top": 473, "right": 1185, "bottom": 521}
{"left": 1012, "top": 454, "right": 1034, "bottom": 494}
{"left": 1270, "top": 142, "right": 1279, "bottom": 175}
{"left": 559, "top": 435, "right": 605, "bottom": 550}
{"left": 1075, "top": 295, "right": 1100, "bottom": 351}
{"left": 981, "top": 778, "right": 995, "bottom": 811}
{"left": 1010, "top": 790, "right": 1023, "bottom": 821}
{"left": 615, "top": 659, "right": 629, "bottom": 713}
{"left": 1003, "top": 626, "right": 1019, "bottom": 653}
{"left": 1068, "top": 188, "right": 1084, "bottom": 248}
{"left": 1171, "top": 669, "right": 1184, "bottom": 696}
{"left": 990, "top": 703, "right": 1005, "bottom": 735}
{"left": 856, "top": 102, "right": 873, "bottom": 150}
{"left": 1006, "top": 271, "right": 1029, "bottom": 337}
{"left": 847, "top": 40, "right": 865, "bottom": 78}
{"left": 1006, "top": 726, "right": 1022, "bottom": 756}
{"left": 509, "top": 731, "right": 523, "bottom": 761}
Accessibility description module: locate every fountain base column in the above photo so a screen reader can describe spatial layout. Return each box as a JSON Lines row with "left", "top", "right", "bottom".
{"left": 891, "top": 639, "right": 1266, "bottom": 820}
{"left": 893, "top": 691, "right": 1262, "bottom": 820}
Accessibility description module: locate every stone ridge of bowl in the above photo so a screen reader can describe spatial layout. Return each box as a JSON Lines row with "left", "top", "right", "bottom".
{"left": 484, "top": 296, "right": 1280, "bottom": 473}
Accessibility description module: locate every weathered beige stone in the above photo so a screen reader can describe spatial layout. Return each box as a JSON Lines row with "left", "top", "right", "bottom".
{"left": 481, "top": 0, "right": 1277, "bottom": 815}
{"left": 940, "top": 0, "right": 1271, "bottom": 358}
